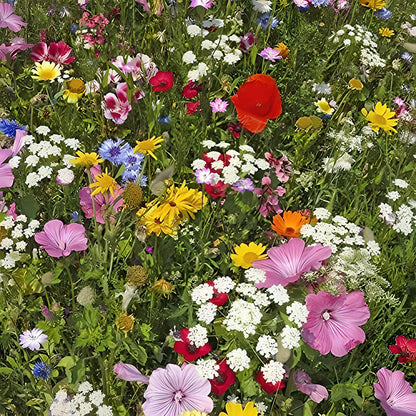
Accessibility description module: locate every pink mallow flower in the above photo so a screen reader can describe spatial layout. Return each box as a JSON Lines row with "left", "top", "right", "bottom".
{"left": 102, "top": 82, "right": 132, "bottom": 124}
{"left": 0, "top": 3, "right": 27, "bottom": 32}
{"left": 253, "top": 238, "right": 331, "bottom": 288}
{"left": 114, "top": 363, "right": 149, "bottom": 383}
{"left": 293, "top": 370, "right": 328, "bottom": 403}
{"left": 79, "top": 185, "right": 124, "bottom": 224}
{"left": 143, "top": 364, "right": 213, "bottom": 416}
{"left": 0, "top": 149, "right": 14, "bottom": 188}
{"left": 374, "top": 367, "right": 416, "bottom": 416}
{"left": 35, "top": 220, "right": 88, "bottom": 258}
{"left": 301, "top": 291, "right": 370, "bottom": 357}
{"left": 30, "top": 41, "right": 75, "bottom": 65}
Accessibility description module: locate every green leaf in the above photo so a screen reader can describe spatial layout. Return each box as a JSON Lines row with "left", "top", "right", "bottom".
{"left": 57, "top": 356, "right": 76, "bottom": 369}
{"left": 114, "top": 163, "right": 125, "bottom": 179}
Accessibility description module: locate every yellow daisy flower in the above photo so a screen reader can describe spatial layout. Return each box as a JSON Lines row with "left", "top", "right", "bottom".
{"left": 137, "top": 204, "right": 176, "bottom": 236}
{"left": 379, "top": 27, "right": 394, "bottom": 37}
{"left": 349, "top": 78, "right": 364, "bottom": 90}
{"left": 274, "top": 42, "right": 290, "bottom": 59}
{"left": 316, "top": 100, "right": 334, "bottom": 115}
{"left": 31, "top": 61, "right": 61, "bottom": 82}
{"left": 361, "top": 102, "right": 398, "bottom": 134}
{"left": 70, "top": 151, "right": 104, "bottom": 168}
{"left": 89, "top": 169, "right": 118, "bottom": 197}
{"left": 230, "top": 242, "right": 268, "bottom": 269}
{"left": 134, "top": 136, "right": 164, "bottom": 160}
{"left": 359, "top": 0, "right": 386, "bottom": 10}
{"left": 219, "top": 402, "right": 258, "bottom": 416}
{"left": 63, "top": 79, "right": 86, "bottom": 103}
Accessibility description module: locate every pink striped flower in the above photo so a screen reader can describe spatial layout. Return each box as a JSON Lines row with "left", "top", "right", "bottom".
{"left": 30, "top": 41, "right": 75, "bottom": 65}
{"left": 102, "top": 83, "right": 132, "bottom": 125}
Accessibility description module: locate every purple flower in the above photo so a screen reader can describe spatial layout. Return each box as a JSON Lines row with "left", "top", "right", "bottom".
{"left": 114, "top": 363, "right": 149, "bottom": 383}
{"left": 293, "top": 370, "right": 328, "bottom": 403}
{"left": 210, "top": 98, "right": 229, "bottom": 113}
{"left": 195, "top": 168, "right": 217, "bottom": 185}
{"left": 34, "top": 220, "right": 88, "bottom": 258}
{"left": 143, "top": 364, "right": 213, "bottom": 416}
{"left": 19, "top": 328, "right": 48, "bottom": 351}
{"left": 402, "top": 52, "right": 413, "bottom": 65}
{"left": 189, "top": 0, "right": 212, "bottom": 9}
{"left": 232, "top": 178, "right": 254, "bottom": 192}
{"left": 301, "top": 291, "right": 370, "bottom": 357}
{"left": 0, "top": 3, "right": 27, "bottom": 32}
{"left": 374, "top": 368, "right": 416, "bottom": 416}
{"left": 253, "top": 238, "right": 331, "bottom": 288}
{"left": 41, "top": 305, "right": 54, "bottom": 321}
{"left": 258, "top": 47, "right": 282, "bottom": 62}
{"left": 240, "top": 32, "right": 256, "bottom": 53}
{"left": 0, "top": 149, "right": 14, "bottom": 188}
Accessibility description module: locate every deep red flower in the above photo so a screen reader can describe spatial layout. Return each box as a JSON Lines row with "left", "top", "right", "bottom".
{"left": 173, "top": 328, "right": 211, "bottom": 362}
{"left": 149, "top": 71, "right": 174, "bottom": 92}
{"left": 186, "top": 101, "right": 200, "bottom": 115}
{"left": 30, "top": 41, "right": 75, "bottom": 65}
{"left": 182, "top": 81, "right": 203, "bottom": 99}
{"left": 256, "top": 371, "right": 285, "bottom": 394}
{"left": 389, "top": 336, "right": 416, "bottom": 363}
{"left": 205, "top": 181, "right": 228, "bottom": 199}
{"left": 230, "top": 74, "right": 282, "bottom": 133}
{"left": 227, "top": 122, "right": 243, "bottom": 139}
{"left": 206, "top": 281, "right": 228, "bottom": 306}
{"left": 210, "top": 360, "right": 236, "bottom": 395}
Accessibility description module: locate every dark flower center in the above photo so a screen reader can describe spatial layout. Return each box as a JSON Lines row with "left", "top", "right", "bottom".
{"left": 174, "top": 390, "right": 185, "bottom": 403}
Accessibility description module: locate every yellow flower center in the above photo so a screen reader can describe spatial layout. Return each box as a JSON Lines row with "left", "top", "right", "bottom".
{"left": 243, "top": 251, "right": 260, "bottom": 264}
{"left": 67, "top": 79, "right": 86, "bottom": 94}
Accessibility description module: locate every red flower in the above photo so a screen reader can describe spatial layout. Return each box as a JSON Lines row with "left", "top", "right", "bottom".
{"left": 210, "top": 360, "right": 236, "bottom": 395}
{"left": 389, "top": 336, "right": 416, "bottom": 363}
{"left": 186, "top": 101, "right": 200, "bottom": 115}
{"left": 227, "top": 122, "right": 243, "bottom": 139}
{"left": 202, "top": 152, "right": 231, "bottom": 175}
{"left": 256, "top": 370, "right": 285, "bottom": 394}
{"left": 230, "top": 74, "right": 282, "bottom": 133}
{"left": 173, "top": 328, "right": 211, "bottom": 362}
{"left": 182, "top": 81, "right": 203, "bottom": 99}
{"left": 206, "top": 281, "right": 228, "bottom": 306}
{"left": 149, "top": 71, "right": 174, "bottom": 92}
{"left": 205, "top": 181, "right": 228, "bottom": 199}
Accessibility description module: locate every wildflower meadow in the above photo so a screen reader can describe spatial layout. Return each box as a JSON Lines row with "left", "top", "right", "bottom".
{"left": 1, "top": 0, "right": 416, "bottom": 415}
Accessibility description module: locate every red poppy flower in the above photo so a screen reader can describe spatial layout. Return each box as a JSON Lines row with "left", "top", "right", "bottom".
{"left": 389, "top": 336, "right": 416, "bottom": 363}
{"left": 256, "top": 370, "right": 285, "bottom": 394}
{"left": 230, "top": 74, "right": 282, "bottom": 133}
{"left": 210, "top": 360, "right": 236, "bottom": 395}
{"left": 205, "top": 181, "right": 228, "bottom": 199}
{"left": 149, "top": 71, "right": 174, "bottom": 92}
{"left": 206, "top": 281, "right": 228, "bottom": 306}
{"left": 173, "top": 328, "right": 211, "bottom": 362}
{"left": 182, "top": 81, "right": 203, "bottom": 99}
{"left": 186, "top": 101, "right": 200, "bottom": 115}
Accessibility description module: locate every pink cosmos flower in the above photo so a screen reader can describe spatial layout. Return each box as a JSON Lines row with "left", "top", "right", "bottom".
{"left": 301, "top": 291, "right": 370, "bottom": 357}
{"left": 293, "top": 370, "right": 328, "bottom": 403}
{"left": 113, "top": 363, "right": 149, "bottom": 383}
{"left": 102, "top": 83, "right": 132, "bottom": 124}
{"left": 0, "top": 149, "right": 14, "bottom": 188}
{"left": 189, "top": 0, "right": 213, "bottom": 9}
{"left": 0, "top": 3, "right": 27, "bottom": 32}
{"left": 253, "top": 238, "right": 331, "bottom": 288}
{"left": 79, "top": 186, "right": 124, "bottom": 224}
{"left": 210, "top": 98, "right": 228, "bottom": 113}
{"left": 34, "top": 220, "right": 88, "bottom": 258}
{"left": 30, "top": 41, "right": 75, "bottom": 65}
{"left": 374, "top": 367, "right": 416, "bottom": 416}
{"left": 143, "top": 364, "right": 213, "bottom": 416}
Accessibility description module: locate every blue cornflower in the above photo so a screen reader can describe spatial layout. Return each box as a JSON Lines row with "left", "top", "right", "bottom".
{"left": 158, "top": 115, "right": 171, "bottom": 124}
{"left": 375, "top": 8, "right": 392, "bottom": 20}
{"left": 98, "top": 139, "right": 130, "bottom": 166}
{"left": 311, "top": 0, "right": 330, "bottom": 6}
{"left": 321, "top": 113, "right": 332, "bottom": 121}
{"left": 32, "top": 361, "right": 52, "bottom": 380}
{"left": 71, "top": 211, "right": 79, "bottom": 222}
{"left": 140, "top": 175, "right": 148, "bottom": 187}
{"left": 257, "top": 13, "right": 279, "bottom": 30}
{"left": 70, "top": 24, "right": 79, "bottom": 33}
{"left": 121, "top": 145, "right": 145, "bottom": 168}
{"left": 121, "top": 168, "right": 138, "bottom": 182}
{"left": 0, "top": 119, "right": 26, "bottom": 138}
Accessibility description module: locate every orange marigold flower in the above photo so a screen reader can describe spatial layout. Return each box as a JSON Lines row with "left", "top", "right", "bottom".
{"left": 272, "top": 211, "right": 310, "bottom": 238}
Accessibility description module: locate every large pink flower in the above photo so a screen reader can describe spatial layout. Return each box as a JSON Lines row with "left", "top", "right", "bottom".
{"left": 35, "top": 220, "right": 88, "bottom": 258}
{"left": 102, "top": 83, "right": 132, "bottom": 125}
{"left": 0, "top": 3, "right": 27, "bottom": 32}
{"left": 143, "top": 364, "right": 213, "bottom": 416}
{"left": 30, "top": 41, "right": 75, "bottom": 65}
{"left": 0, "top": 149, "right": 14, "bottom": 188}
{"left": 253, "top": 238, "right": 331, "bottom": 288}
{"left": 301, "top": 291, "right": 370, "bottom": 357}
{"left": 374, "top": 368, "right": 416, "bottom": 416}
{"left": 0, "top": 37, "right": 33, "bottom": 61}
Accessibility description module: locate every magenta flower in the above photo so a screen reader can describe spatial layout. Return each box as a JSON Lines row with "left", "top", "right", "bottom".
{"left": 19, "top": 328, "right": 48, "bottom": 351}
{"left": 0, "top": 37, "right": 33, "bottom": 61}
{"left": 258, "top": 47, "right": 282, "bottom": 62}
{"left": 35, "top": 220, "right": 88, "bottom": 258}
{"left": 30, "top": 41, "right": 75, "bottom": 65}
{"left": 301, "top": 291, "right": 370, "bottom": 357}
{"left": 253, "top": 238, "right": 331, "bottom": 288}
{"left": 114, "top": 363, "right": 149, "bottom": 383}
{"left": 374, "top": 367, "right": 416, "bottom": 416}
{"left": 143, "top": 364, "right": 213, "bottom": 416}
{"left": 210, "top": 98, "right": 229, "bottom": 113}
{"left": 0, "top": 149, "right": 14, "bottom": 188}
{"left": 293, "top": 370, "right": 328, "bottom": 403}
{"left": 0, "top": 3, "right": 27, "bottom": 32}
{"left": 189, "top": 0, "right": 213, "bottom": 8}
{"left": 79, "top": 186, "right": 124, "bottom": 224}
{"left": 102, "top": 83, "right": 132, "bottom": 125}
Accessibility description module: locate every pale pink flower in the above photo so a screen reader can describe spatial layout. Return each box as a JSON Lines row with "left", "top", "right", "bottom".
{"left": 210, "top": 98, "right": 228, "bottom": 113}
{"left": 189, "top": 0, "right": 213, "bottom": 9}
{"left": 253, "top": 238, "right": 331, "bottom": 288}
{"left": 0, "top": 149, "right": 14, "bottom": 188}
{"left": 0, "top": 3, "right": 27, "bottom": 32}
{"left": 301, "top": 291, "right": 370, "bottom": 357}
{"left": 293, "top": 370, "right": 328, "bottom": 403}
{"left": 114, "top": 363, "right": 149, "bottom": 383}
{"left": 374, "top": 367, "right": 416, "bottom": 416}
{"left": 0, "top": 37, "right": 33, "bottom": 61}
{"left": 102, "top": 83, "right": 132, "bottom": 124}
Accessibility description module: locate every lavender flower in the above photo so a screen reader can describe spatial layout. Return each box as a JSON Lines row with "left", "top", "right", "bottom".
{"left": 232, "top": 178, "right": 254, "bottom": 192}
{"left": 258, "top": 47, "right": 282, "bottom": 62}
{"left": 19, "top": 328, "right": 48, "bottom": 351}
{"left": 209, "top": 98, "right": 228, "bottom": 113}
{"left": 195, "top": 168, "right": 217, "bottom": 185}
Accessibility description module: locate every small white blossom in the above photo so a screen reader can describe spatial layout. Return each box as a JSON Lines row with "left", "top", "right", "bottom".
{"left": 197, "top": 302, "right": 217, "bottom": 324}
{"left": 286, "top": 302, "right": 309, "bottom": 327}
{"left": 195, "top": 358, "right": 219, "bottom": 379}
{"left": 261, "top": 360, "right": 285, "bottom": 384}
{"left": 187, "top": 324, "right": 208, "bottom": 348}
{"left": 226, "top": 348, "right": 250, "bottom": 372}
{"left": 256, "top": 335, "right": 279, "bottom": 358}
{"left": 191, "top": 283, "right": 214, "bottom": 304}
{"left": 280, "top": 325, "right": 301, "bottom": 349}
{"left": 35, "top": 125, "right": 50, "bottom": 135}
{"left": 266, "top": 285, "right": 290, "bottom": 305}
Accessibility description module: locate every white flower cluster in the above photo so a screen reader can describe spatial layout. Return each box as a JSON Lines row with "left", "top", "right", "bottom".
{"left": 49, "top": 382, "right": 112, "bottom": 416}
{"left": 280, "top": 325, "right": 301, "bottom": 349}
{"left": 256, "top": 335, "right": 279, "bottom": 358}
{"left": 223, "top": 299, "right": 262, "bottom": 338}
{"left": 322, "top": 153, "right": 355, "bottom": 173}
{"left": 195, "top": 358, "right": 219, "bottom": 380}
{"left": 286, "top": 302, "right": 309, "bottom": 327}
{"left": 14, "top": 127, "right": 77, "bottom": 188}
{"left": 329, "top": 24, "right": 385, "bottom": 68}
{"left": 226, "top": 348, "right": 250, "bottom": 372}
{"left": 0, "top": 215, "right": 40, "bottom": 269}
{"left": 187, "top": 324, "right": 209, "bottom": 348}
{"left": 260, "top": 360, "right": 285, "bottom": 384}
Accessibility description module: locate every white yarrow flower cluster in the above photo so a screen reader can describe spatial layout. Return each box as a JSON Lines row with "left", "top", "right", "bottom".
{"left": 187, "top": 324, "right": 209, "bottom": 348}
{"left": 260, "top": 360, "right": 285, "bottom": 384}
{"left": 223, "top": 299, "right": 262, "bottom": 338}
{"left": 191, "top": 283, "right": 214, "bottom": 304}
{"left": 226, "top": 348, "right": 250, "bottom": 372}
{"left": 286, "top": 302, "right": 309, "bottom": 327}
{"left": 196, "top": 302, "right": 217, "bottom": 324}
{"left": 195, "top": 358, "right": 220, "bottom": 380}
{"left": 245, "top": 268, "right": 266, "bottom": 284}
{"left": 280, "top": 326, "right": 301, "bottom": 349}
{"left": 256, "top": 335, "right": 279, "bottom": 358}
